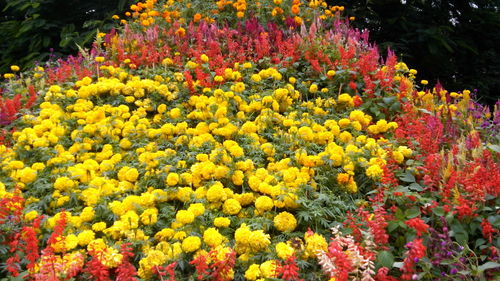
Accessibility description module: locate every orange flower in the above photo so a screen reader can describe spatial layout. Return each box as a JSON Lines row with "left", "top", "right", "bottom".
{"left": 193, "top": 13, "right": 202, "bottom": 22}
{"left": 176, "top": 27, "right": 186, "bottom": 37}
{"left": 291, "top": 5, "right": 300, "bottom": 15}
{"left": 294, "top": 16, "right": 302, "bottom": 25}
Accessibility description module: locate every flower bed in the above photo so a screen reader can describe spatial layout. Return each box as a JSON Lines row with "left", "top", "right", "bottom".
{"left": 0, "top": 0, "right": 499, "bottom": 280}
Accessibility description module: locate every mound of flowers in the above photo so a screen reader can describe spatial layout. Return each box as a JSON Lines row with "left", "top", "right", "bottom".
{"left": 0, "top": 0, "right": 499, "bottom": 280}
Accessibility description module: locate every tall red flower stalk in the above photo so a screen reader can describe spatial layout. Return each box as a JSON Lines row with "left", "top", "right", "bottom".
{"left": 209, "top": 250, "right": 237, "bottom": 281}
{"left": 115, "top": 243, "right": 138, "bottom": 281}
{"left": 277, "top": 255, "right": 302, "bottom": 281}
{"left": 401, "top": 239, "right": 426, "bottom": 280}
{"left": 83, "top": 249, "right": 111, "bottom": 281}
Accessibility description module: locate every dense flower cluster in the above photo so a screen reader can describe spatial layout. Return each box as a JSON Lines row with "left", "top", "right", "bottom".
{"left": 0, "top": 0, "right": 498, "bottom": 280}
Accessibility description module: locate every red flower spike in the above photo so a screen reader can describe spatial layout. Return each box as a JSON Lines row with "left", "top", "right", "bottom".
{"left": 405, "top": 217, "right": 430, "bottom": 236}
{"left": 277, "top": 255, "right": 302, "bottom": 281}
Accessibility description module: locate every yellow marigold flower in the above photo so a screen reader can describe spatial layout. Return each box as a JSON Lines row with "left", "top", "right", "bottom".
{"left": 77, "top": 230, "right": 95, "bottom": 246}
{"left": 214, "top": 75, "right": 224, "bottom": 82}
{"left": 80, "top": 207, "right": 95, "bottom": 222}
{"left": 223, "top": 198, "right": 242, "bottom": 215}
{"left": 245, "top": 264, "right": 261, "bottom": 280}
{"left": 63, "top": 234, "right": 78, "bottom": 251}
{"left": 338, "top": 131, "right": 352, "bottom": 143}
{"left": 155, "top": 228, "right": 175, "bottom": 241}
{"left": 176, "top": 210, "right": 195, "bottom": 224}
{"left": 398, "top": 146, "right": 413, "bottom": 158}
{"left": 231, "top": 170, "right": 245, "bottom": 185}
{"left": 304, "top": 232, "right": 328, "bottom": 258}
{"left": 338, "top": 118, "right": 351, "bottom": 128}
{"left": 421, "top": 80, "right": 429, "bottom": 85}
{"left": 176, "top": 187, "right": 193, "bottom": 202}
{"left": 274, "top": 212, "right": 297, "bottom": 232}
{"left": 366, "top": 164, "right": 384, "bottom": 179}
{"left": 10, "top": 65, "right": 20, "bottom": 72}
{"left": 140, "top": 208, "right": 158, "bottom": 225}
{"left": 18, "top": 167, "right": 37, "bottom": 184}
{"left": 255, "top": 196, "right": 273, "bottom": 213}
{"left": 125, "top": 168, "right": 139, "bottom": 182}
{"left": 298, "top": 126, "right": 314, "bottom": 141}
{"left": 3, "top": 73, "right": 15, "bottom": 79}
{"left": 95, "top": 56, "right": 105, "bottom": 63}
{"left": 8, "top": 160, "right": 24, "bottom": 169}
{"left": 170, "top": 108, "right": 181, "bottom": 119}
{"left": 162, "top": 58, "right": 173, "bottom": 65}
{"left": 24, "top": 210, "right": 38, "bottom": 221}
{"left": 251, "top": 74, "right": 262, "bottom": 82}
{"left": 260, "top": 260, "right": 278, "bottom": 278}
{"left": 203, "top": 227, "right": 223, "bottom": 248}
{"left": 276, "top": 242, "right": 295, "bottom": 259}
{"left": 182, "top": 236, "right": 201, "bottom": 252}
{"left": 200, "top": 54, "right": 209, "bottom": 63}
{"left": 232, "top": 82, "right": 246, "bottom": 93}
{"left": 92, "top": 222, "right": 107, "bottom": 232}
{"left": 31, "top": 162, "right": 45, "bottom": 170}
{"left": 393, "top": 151, "right": 404, "bottom": 164}
{"left": 327, "top": 70, "right": 336, "bottom": 77}
{"left": 188, "top": 203, "right": 205, "bottom": 217}
{"left": 214, "top": 217, "right": 231, "bottom": 228}
{"left": 121, "top": 210, "right": 140, "bottom": 229}
{"left": 309, "top": 83, "right": 318, "bottom": 93}
{"left": 206, "top": 182, "right": 227, "bottom": 202}
{"left": 166, "top": 172, "right": 179, "bottom": 186}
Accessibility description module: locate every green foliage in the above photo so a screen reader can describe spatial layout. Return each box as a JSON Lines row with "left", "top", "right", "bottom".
{"left": 0, "top": 0, "right": 133, "bottom": 73}
{"left": 332, "top": 0, "right": 500, "bottom": 105}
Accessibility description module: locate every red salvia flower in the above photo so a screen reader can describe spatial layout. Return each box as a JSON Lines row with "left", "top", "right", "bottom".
{"left": 277, "top": 255, "right": 302, "bottom": 281}
{"left": 84, "top": 250, "right": 111, "bottom": 281}
{"left": 401, "top": 238, "right": 426, "bottom": 280}
{"left": 190, "top": 254, "right": 209, "bottom": 280}
{"left": 405, "top": 217, "right": 429, "bottom": 236}
{"left": 116, "top": 243, "right": 138, "bottom": 281}
{"left": 375, "top": 267, "right": 399, "bottom": 281}
{"left": 481, "top": 218, "right": 497, "bottom": 244}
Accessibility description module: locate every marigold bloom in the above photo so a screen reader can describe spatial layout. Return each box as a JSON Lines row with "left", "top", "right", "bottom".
{"left": 274, "top": 212, "right": 297, "bottom": 232}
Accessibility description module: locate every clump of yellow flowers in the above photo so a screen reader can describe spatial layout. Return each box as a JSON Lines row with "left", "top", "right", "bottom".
{"left": 0, "top": 56, "right": 412, "bottom": 279}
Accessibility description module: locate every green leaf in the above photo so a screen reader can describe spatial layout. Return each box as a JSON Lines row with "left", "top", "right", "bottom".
{"left": 477, "top": 262, "right": 500, "bottom": 272}
{"left": 488, "top": 144, "right": 500, "bottom": 153}
{"left": 382, "top": 96, "right": 396, "bottom": 104}
{"left": 399, "top": 171, "right": 415, "bottom": 183}
{"left": 377, "top": 251, "right": 395, "bottom": 268}
{"left": 408, "top": 183, "right": 423, "bottom": 191}
{"left": 455, "top": 232, "right": 469, "bottom": 245}
{"left": 393, "top": 262, "right": 404, "bottom": 269}
{"left": 387, "top": 221, "right": 399, "bottom": 232}
{"left": 432, "top": 206, "right": 445, "bottom": 216}
{"left": 406, "top": 207, "right": 421, "bottom": 219}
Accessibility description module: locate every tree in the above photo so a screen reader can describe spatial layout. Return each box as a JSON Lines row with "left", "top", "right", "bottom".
{"left": 333, "top": 0, "right": 500, "bottom": 105}
{"left": 0, "top": 0, "right": 133, "bottom": 73}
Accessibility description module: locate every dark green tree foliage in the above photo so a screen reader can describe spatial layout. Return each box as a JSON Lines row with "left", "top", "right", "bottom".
{"left": 332, "top": 0, "right": 499, "bottom": 105}
{"left": 0, "top": 0, "right": 133, "bottom": 73}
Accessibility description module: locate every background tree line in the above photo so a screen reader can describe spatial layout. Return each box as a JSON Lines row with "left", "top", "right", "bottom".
{"left": 1, "top": 0, "right": 498, "bottom": 105}
{"left": 335, "top": 0, "right": 499, "bottom": 106}
{"left": 0, "top": 0, "right": 133, "bottom": 72}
